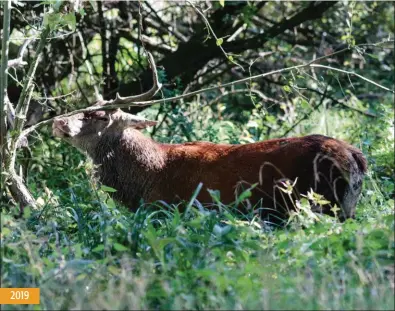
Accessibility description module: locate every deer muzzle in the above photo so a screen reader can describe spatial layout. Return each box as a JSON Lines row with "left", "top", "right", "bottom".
{"left": 52, "top": 118, "right": 70, "bottom": 138}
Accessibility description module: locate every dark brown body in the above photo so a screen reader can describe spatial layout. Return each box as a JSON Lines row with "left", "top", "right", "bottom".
{"left": 91, "top": 129, "right": 367, "bottom": 223}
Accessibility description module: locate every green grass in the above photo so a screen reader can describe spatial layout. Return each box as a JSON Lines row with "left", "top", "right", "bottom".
{"left": 1, "top": 178, "right": 394, "bottom": 310}
{"left": 1, "top": 101, "right": 394, "bottom": 310}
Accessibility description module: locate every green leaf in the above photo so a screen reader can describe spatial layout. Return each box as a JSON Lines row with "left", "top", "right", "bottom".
{"left": 79, "top": 8, "right": 86, "bottom": 17}
{"left": 158, "top": 238, "right": 176, "bottom": 250}
{"left": 44, "top": 13, "right": 62, "bottom": 30}
{"left": 92, "top": 245, "right": 105, "bottom": 252}
{"left": 23, "top": 207, "right": 31, "bottom": 219}
{"left": 101, "top": 185, "right": 117, "bottom": 193}
{"left": 236, "top": 184, "right": 257, "bottom": 205}
{"left": 300, "top": 99, "right": 310, "bottom": 110}
{"left": 213, "top": 224, "right": 232, "bottom": 236}
{"left": 113, "top": 243, "right": 129, "bottom": 252}
{"left": 108, "top": 266, "right": 120, "bottom": 275}
{"left": 63, "top": 12, "right": 76, "bottom": 31}
{"left": 1, "top": 227, "right": 11, "bottom": 237}
{"left": 237, "top": 189, "right": 252, "bottom": 202}
{"left": 219, "top": 0, "right": 225, "bottom": 7}
{"left": 216, "top": 38, "right": 223, "bottom": 46}
{"left": 283, "top": 85, "right": 292, "bottom": 93}
{"left": 366, "top": 53, "right": 379, "bottom": 60}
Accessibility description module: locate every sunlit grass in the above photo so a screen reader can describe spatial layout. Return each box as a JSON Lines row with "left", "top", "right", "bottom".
{"left": 1, "top": 177, "right": 394, "bottom": 310}
{"left": 2, "top": 98, "right": 394, "bottom": 311}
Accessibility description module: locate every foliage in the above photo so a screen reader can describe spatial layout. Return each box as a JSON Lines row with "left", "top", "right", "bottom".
{"left": 2, "top": 96, "right": 394, "bottom": 309}
{"left": 1, "top": 1, "right": 394, "bottom": 310}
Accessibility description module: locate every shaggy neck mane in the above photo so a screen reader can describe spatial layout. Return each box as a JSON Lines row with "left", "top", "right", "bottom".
{"left": 91, "top": 128, "right": 166, "bottom": 208}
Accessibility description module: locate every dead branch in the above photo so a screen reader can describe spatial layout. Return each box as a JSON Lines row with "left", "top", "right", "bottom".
{"left": 1, "top": 0, "right": 11, "bottom": 156}
{"left": 3, "top": 24, "right": 52, "bottom": 210}
{"left": 19, "top": 42, "right": 395, "bottom": 143}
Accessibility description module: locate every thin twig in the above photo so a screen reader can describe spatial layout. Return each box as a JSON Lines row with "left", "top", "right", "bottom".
{"left": 281, "top": 81, "right": 331, "bottom": 138}
{"left": 358, "top": 39, "right": 394, "bottom": 49}
{"left": 6, "top": 38, "right": 33, "bottom": 69}
{"left": 20, "top": 44, "right": 394, "bottom": 140}
{"left": 310, "top": 64, "right": 394, "bottom": 93}
{"left": 184, "top": 89, "right": 279, "bottom": 117}
{"left": 186, "top": 0, "right": 244, "bottom": 71}
{"left": 77, "top": 30, "right": 102, "bottom": 101}
{"left": 98, "top": 1, "right": 109, "bottom": 96}
{"left": 144, "top": 1, "right": 188, "bottom": 42}
{"left": 305, "top": 86, "right": 377, "bottom": 118}
{"left": 1, "top": 0, "right": 11, "bottom": 169}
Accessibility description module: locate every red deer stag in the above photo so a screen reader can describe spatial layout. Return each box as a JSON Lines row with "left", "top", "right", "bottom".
{"left": 52, "top": 53, "right": 367, "bottom": 224}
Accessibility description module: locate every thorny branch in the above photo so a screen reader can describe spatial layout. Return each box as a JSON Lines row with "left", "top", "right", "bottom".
{"left": 6, "top": 38, "right": 32, "bottom": 69}
{"left": 2, "top": 7, "right": 59, "bottom": 210}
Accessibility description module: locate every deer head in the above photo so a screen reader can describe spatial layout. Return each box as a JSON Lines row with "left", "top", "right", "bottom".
{"left": 52, "top": 52, "right": 161, "bottom": 154}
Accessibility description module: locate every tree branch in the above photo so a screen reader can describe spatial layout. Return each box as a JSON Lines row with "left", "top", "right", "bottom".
{"left": 310, "top": 64, "right": 394, "bottom": 93}
{"left": 118, "top": 1, "right": 337, "bottom": 114}
{"left": 20, "top": 45, "right": 393, "bottom": 142}
{"left": 3, "top": 20, "right": 53, "bottom": 210}
{"left": 6, "top": 38, "right": 32, "bottom": 69}
{"left": 184, "top": 88, "right": 280, "bottom": 117}
{"left": 1, "top": 0, "right": 11, "bottom": 158}
{"left": 223, "top": 1, "right": 338, "bottom": 55}
{"left": 98, "top": 1, "right": 110, "bottom": 97}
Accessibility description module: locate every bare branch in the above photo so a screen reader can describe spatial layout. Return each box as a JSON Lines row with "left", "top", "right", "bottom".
{"left": 1, "top": 0, "right": 11, "bottom": 158}
{"left": 144, "top": 2, "right": 188, "bottom": 42}
{"left": 186, "top": 0, "right": 245, "bottom": 71}
{"left": 3, "top": 23, "right": 53, "bottom": 210}
{"left": 358, "top": 39, "right": 394, "bottom": 49}
{"left": 184, "top": 89, "right": 280, "bottom": 117}
{"left": 77, "top": 31, "right": 102, "bottom": 101}
{"left": 98, "top": 0, "right": 109, "bottom": 96}
{"left": 110, "top": 52, "right": 162, "bottom": 106}
{"left": 310, "top": 64, "right": 394, "bottom": 93}
{"left": 20, "top": 42, "right": 394, "bottom": 141}
{"left": 6, "top": 38, "right": 33, "bottom": 69}
{"left": 7, "top": 58, "right": 28, "bottom": 69}
{"left": 281, "top": 80, "right": 331, "bottom": 138}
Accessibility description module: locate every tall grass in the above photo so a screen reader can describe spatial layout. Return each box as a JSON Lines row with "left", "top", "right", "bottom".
{"left": 1, "top": 177, "right": 394, "bottom": 310}
{"left": 1, "top": 100, "right": 394, "bottom": 310}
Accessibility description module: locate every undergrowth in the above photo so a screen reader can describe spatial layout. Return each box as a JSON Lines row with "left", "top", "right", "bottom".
{"left": 1, "top": 183, "right": 394, "bottom": 310}
{"left": 1, "top": 100, "right": 394, "bottom": 310}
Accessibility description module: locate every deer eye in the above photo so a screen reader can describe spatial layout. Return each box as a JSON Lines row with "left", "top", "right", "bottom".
{"left": 97, "top": 117, "right": 109, "bottom": 122}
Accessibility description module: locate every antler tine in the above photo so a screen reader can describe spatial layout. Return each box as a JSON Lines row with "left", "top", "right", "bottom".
{"left": 113, "top": 52, "right": 162, "bottom": 106}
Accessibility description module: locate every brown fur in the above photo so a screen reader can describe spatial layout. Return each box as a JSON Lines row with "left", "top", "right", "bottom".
{"left": 53, "top": 109, "right": 367, "bottom": 223}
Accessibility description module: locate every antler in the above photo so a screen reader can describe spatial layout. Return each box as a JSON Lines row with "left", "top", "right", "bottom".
{"left": 93, "top": 52, "right": 162, "bottom": 108}
{"left": 113, "top": 52, "right": 162, "bottom": 106}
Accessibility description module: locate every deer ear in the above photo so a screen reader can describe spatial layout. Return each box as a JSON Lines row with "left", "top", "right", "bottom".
{"left": 121, "top": 114, "right": 158, "bottom": 130}
{"left": 133, "top": 119, "right": 158, "bottom": 130}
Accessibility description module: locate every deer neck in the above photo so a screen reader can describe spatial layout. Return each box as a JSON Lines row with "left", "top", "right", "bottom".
{"left": 91, "top": 128, "right": 166, "bottom": 206}
{"left": 91, "top": 128, "right": 165, "bottom": 167}
{"left": 120, "top": 128, "right": 166, "bottom": 171}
